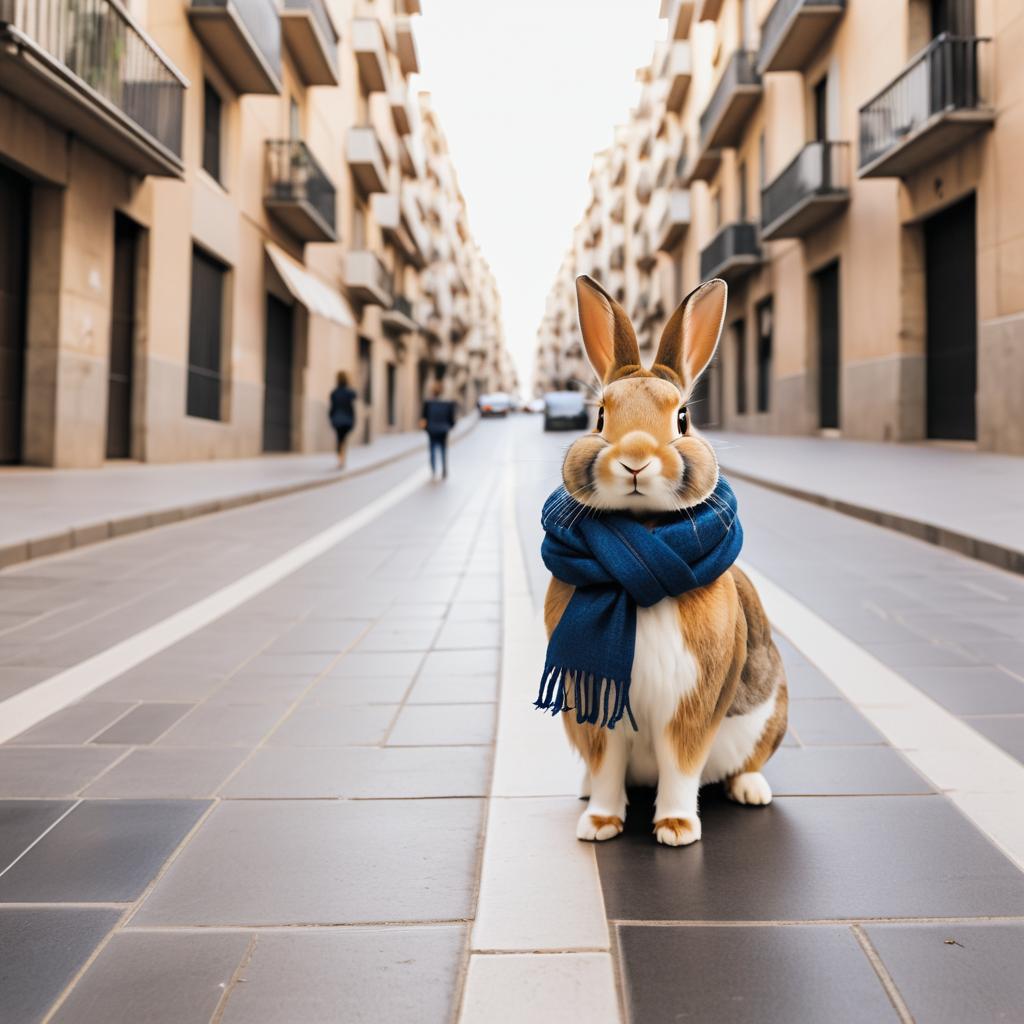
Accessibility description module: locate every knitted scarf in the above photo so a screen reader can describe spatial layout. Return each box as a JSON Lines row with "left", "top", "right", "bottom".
{"left": 535, "top": 476, "right": 743, "bottom": 730}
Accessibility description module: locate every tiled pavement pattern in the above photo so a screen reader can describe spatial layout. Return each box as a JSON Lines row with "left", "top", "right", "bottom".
{"left": 0, "top": 428, "right": 503, "bottom": 1022}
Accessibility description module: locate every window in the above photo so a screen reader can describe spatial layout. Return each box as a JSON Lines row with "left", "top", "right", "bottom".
{"left": 733, "top": 319, "right": 747, "bottom": 415}
{"left": 202, "top": 82, "right": 222, "bottom": 183}
{"left": 386, "top": 363, "right": 397, "bottom": 426}
{"left": 186, "top": 247, "right": 227, "bottom": 421}
{"left": 756, "top": 298, "right": 773, "bottom": 413}
{"left": 737, "top": 160, "right": 748, "bottom": 222}
{"left": 712, "top": 189, "right": 722, "bottom": 230}
{"left": 758, "top": 133, "right": 766, "bottom": 188}
{"left": 289, "top": 97, "right": 301, "bottom": 140}
{"left": 814, "top": 75, "right": 828, "bottom": 142}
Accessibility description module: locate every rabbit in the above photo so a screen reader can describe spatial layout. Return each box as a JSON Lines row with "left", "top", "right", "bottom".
{"left": 544, "top": 275, "right": 788, "bottom": 847}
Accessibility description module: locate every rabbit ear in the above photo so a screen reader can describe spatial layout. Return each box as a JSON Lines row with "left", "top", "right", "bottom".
{"left": 575, "top": 275, "right": 641, "bottom": 383}
{"left": 653, "top": 279, "right": 728, "bottom": 390}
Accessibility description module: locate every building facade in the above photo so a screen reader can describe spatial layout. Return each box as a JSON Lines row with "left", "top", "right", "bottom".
{"left": 0, "top": 0, "right": 514, "bottom": 468}
{"left": 534, "top": 0, "right": 1023, "bottom": 454}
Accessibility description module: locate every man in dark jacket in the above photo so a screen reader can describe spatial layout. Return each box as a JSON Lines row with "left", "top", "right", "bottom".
{"left": 420, "top": 383, "right": 457, "bottom": 480}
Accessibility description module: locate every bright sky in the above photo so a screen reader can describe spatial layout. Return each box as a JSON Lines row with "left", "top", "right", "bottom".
{"left": 414, "top": 0, "right": 663, "bottom": 394}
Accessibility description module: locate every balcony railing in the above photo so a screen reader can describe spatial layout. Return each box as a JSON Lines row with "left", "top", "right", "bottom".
{"left": 0, "top": 0, "right": 186, "bottom": 176}
{"left": 858, "top": 33, "right": 992, "bottom": 178}
{"left": 189, "top": 0, "right": 281, "bottom": 94}
{"left": 345, "top": 250, "right": 393, "bottom": 307}
{"left": 760, "top": 141, "right": 850, "bottom": 240}
{"left": 281, "top": 0, "right": 338, "bottom": 85}
{"left": 757, "top": 0, "right": 845, "bottom": 75}
{"left": 699, "top": 222, "right": 761, "bottom": 283}
{"left": 264, "top": 139, "right": 336, "bottom": 242}
{"left": 654, "top": 188, "right": 691, "bottom": 252}
{"left": 699, "top": 50, "right": 761, "bottom": 150}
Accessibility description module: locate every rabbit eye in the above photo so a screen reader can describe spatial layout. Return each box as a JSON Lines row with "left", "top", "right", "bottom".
{"left": 677, "top": 407, "right": 688, "bottom": 435}
{"left": 596, "top": 407, "right": 605, "bottom": 432}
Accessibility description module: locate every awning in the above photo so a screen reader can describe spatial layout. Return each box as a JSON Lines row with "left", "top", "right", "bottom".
{"left": 265, "top": 243, "right": 355, "bottom": 328}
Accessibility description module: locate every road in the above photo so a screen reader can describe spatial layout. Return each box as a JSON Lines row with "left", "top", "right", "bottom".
{"left": 1, "top": 417, "right": 1023, "bottom": 1023}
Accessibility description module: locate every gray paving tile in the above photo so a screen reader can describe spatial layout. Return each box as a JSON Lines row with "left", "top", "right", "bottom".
{"left": 156, "top": 704, "right": 286, "bottom": 747}
{"left": 240, "top": 652, "right": 338, "bottom": 677}
{"left": 0, "top": 800, "right": 74, "bottom": 871}
{"left": 783, "top": 661, "right": 842, "bottom": 700}
{"left": 132, "top": 799, "right": 484, "bottom": 926}
{"left": 434, "top": 621, "right": 502, "bottom": 650}
{"left": 355, "top": 623, "right": 440, "bottom": 653}
{"left": 447, "top": 602, "right": 501, "bottom": 623}
{"left": 267, "top": 704, "right": 396, "bottom": 746}
{"left": 205, "top": 673, "right": 311, "bottom": 705}
{"left": 221, "top": 745, "right": 491, "bottom": 798}
{"left": 329, "top": 651, "right": 424, "bottom": 679}
{"left": 899, "top": 666, "right": 1024, "bottom": 715}
{"left": 0, "top": 908, "right": 121, "bottom": 1024}
{"left": 266, "top": 619, "right": 369, "bottom": 653}
{"left": 87, "top": 667, "right": 226, "bottom": 702}
{"left": 965, "top": 715, "right": 1024, "bottom": 763}
{"left": 863, "top": 641, "right": 982, "bottom": 669}
{"left": 305, "top": 675, "right": 411, "bottom": 706}
{"left": 9, "top": 702, "right": 134, "bottom": 745}
{"left": 597, "top": 794, "right": 1024, "bottom": 921}
{"left": 91, "top": 703, "right": 193, "bottom": 744}
{"left": 899, "top": 613, "right": 1010, "bottom": 643}
{"left": 388, "top": 703, "right": 495, "bottom": 746}
{"left": 420, "top": 648, "right": 499, "bottom": 676}
{"left": 0, "top": 747, "right": 124, "bottom": 797}
{"left": 81, "top": 748, "right": 249, "bottom": 798}
{"left": 0, "top": 799, "right": 209, "bottom": 902}
{"left": 52, "top": 930, "right": 251, "bottom": 1024}
{"left": 220, "top": 926, "right": 465, "bottom": 1024}
{"left": 618, "top": 925, "right": 896, "bottom": 1024}
{"left": 864, "top": 923, "right": 1024, "bottom": 1024}
{"left": 959, "top": 640, "right": 1024, "bottom": 676}
{"left": 787, "top": 700, "right": 885, "bottom": 745}
{"left": 407, "top": 672, "right": 499, "bottom": 704}
{"left": 763, "top": 747, "right": 933, "bottom": 795}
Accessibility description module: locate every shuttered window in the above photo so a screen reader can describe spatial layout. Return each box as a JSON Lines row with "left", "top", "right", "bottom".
{"left": 202, "top": 82, "right": 222, "bottom": 183}
{"left": 186, "top": 247, "right": 227, "bottom": 421}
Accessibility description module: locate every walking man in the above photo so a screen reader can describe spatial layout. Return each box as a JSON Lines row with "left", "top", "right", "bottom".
{"left": 420, "top": 382, "right": 457, "bottom": 480}
{"left": 328, "top": 371, "right": 357, "bottom": 469}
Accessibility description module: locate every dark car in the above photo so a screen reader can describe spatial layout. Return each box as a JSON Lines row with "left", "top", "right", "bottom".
{"left": 543, "top": 391, "right": 589, "bottom": 431}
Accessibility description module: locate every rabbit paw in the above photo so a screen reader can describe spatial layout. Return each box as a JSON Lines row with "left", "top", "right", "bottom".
{"left": 654, "top": 817, "right": 701, "bottom": 846}
{"left": 577, "top": 810, "right": 624, "bottom": 842}
{"left": 726, "top": 771, "right": 773, "bottom": 806}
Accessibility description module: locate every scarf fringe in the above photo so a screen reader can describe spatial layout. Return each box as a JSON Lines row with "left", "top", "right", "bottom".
{"left": 534, "top": 664, "right": 638, "bottom": 731}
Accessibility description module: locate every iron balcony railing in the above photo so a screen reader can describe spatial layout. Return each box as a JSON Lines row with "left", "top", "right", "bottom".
{"left": 393, "top": 294, "right": 414, "bottom": 319}
{"left": 757, "top": 0, "right": 845, "bottom": 73}
{"left": 859, "top": 33, "right": 988, "bottom": 171}
{"left": 699, "top": 222, "right": 761, "bottom": 279}
{"left": 761, "top": 141, "right": 850, "bottom": 231}
{"left": 285, "top": 0, "right": 336, "bottom": 49}
{"left": 0, "top": 0, "right": 186, "bottom": 158}
{"left": 192, "top": 0, "right": 281, "bottom": 81}
{"left": 699, "top": 49, "right": 760, "bottom": 146}
{"left": 265, "top": 139, "right": 336, "bottom": 234}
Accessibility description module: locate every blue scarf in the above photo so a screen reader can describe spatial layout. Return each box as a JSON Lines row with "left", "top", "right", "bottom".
{"left": 535, "top": 476, "right": 743, "bottom": 730}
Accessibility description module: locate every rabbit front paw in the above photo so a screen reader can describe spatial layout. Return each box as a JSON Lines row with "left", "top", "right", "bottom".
{"left": 654, "top": 816, "right": 701, "bottom": 846}
{"left": 576, "top": 809, "right": 624, "bottom": 842}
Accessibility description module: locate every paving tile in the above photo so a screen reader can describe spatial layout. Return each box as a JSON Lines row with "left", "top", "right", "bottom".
{"left": 305, "top": 674, "right": 412, "bottom": 706}
{"left": 618, "top": 925, "right": 895, "bottom": 1023}
{"left": 266, "top": 619, "right": 369, "bottom": 653}
{"left": 447, "top": 602, "right": 501, "bottom": 623}
{"left": 420, "top": 648, "right": 500, "bottom": 676}
{"left": 762, "top": 747, "right": 933, "bottom": 795}
{"left": 864, "top": 923, "right": 1024, "bottom": 1024}
{"left": 388, "top": 703, "right": 495, "bottom": 746}
{"left": 87, "top": 667, "right": 226, "bottom": 702}
{"left": 267, "top": 704, "right": 396, "bottom": 746}
{"left": 787, "top": 700, "right": 885, "bottom": 745}
{"left": 899, "top": 666, "right": 1024, "bottom": 715}
{"left": 220, "top": 926, "right": 465, "bottom": 1024}
{"left": 964, "top": 715, "right": 1024, "bottom": 763}
{"left": 899, "top": 613, "right": 1009, "bottom": 643}
{"left": 355, "top": 623, "right": 440, "bottom": 652}
{"left": 9, "top": 702, "right": 134, "bottom": 745}
{"left": 407, "top": 672, "right": 499, "bottom": 704}
{"left": 0, "top": 800, "right": 74, "bottom": 871}
{"left": 132, "top": 798, "right": 483, "bottom": 925}
{"left": 783, "top": 661, "right": 842, "bottom": 700}
{"left": 205, "top": 673, "right": 311, "bottom": 705}
{"left": 239, "top": 652, "right": 338, "bottom": 677}
{"left": 156, "top": 704, "right": 286, "bottom": 747}
{"left": 863, "top": 641, "right": 982, "bottom": 669}
{"left": 329, "top": 651, "right": 424, "bottom": 679}
{"left": 221, "top": 745, "right": 491, "bottom": 798}
{"left": 91, "top": 703, "right": 193, "bottom": 744}
{"left": 0, "top": 799, "right": 209, "bottom": 902}
{"left": 81, "top": 748, "right": 249, "bottom": 798}
{"left": 0, "top": 747, "right": 125, "bottom": 797}
{"left": 597, "top": 793, "right": 1024, "bottom": 921}
{"left": 434, "top": 621, "right": 502, "bottom": 650}
{"left": 52, "top": 931, "right": 251, "bottom": 1024}
{"left": 0, "top": 908, "right": 121, "bottom": 1024}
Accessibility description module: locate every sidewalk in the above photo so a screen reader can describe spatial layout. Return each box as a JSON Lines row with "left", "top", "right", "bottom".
{"left": 0, "top": 418, "right": 475, "bottom": 570}
{"left": 707, "top": 432, "right": 1024, "bottom": 573}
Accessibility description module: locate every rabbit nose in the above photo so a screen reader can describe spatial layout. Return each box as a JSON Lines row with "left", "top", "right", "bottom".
{"left": 619, "top": 461, "right": 651, "bottom": 477}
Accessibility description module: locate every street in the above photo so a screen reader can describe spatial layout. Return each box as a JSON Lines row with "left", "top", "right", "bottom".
{"left": 2, "top": 416, "right": 1024, "bottom": 1023}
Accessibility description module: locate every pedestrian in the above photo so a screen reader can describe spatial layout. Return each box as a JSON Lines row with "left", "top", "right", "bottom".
{"left": 328, "top": 370, "right": 357, "bottom": 468}
{"left": 420, "top": 382, "right": 457, "bottom": 480}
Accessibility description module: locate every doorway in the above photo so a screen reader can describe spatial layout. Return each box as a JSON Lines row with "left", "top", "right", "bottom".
{"left": 924, "top": 194, "right": 977, "bottom": 440}
{"left": 0, "top": 162, "right": 30, "bottom": 464}
{"left": 106, "top": 215, "right": 139, "bottom": 459}
{"left": 358, "top": 336, "right": 372, "bottom": 443}
{"left": 815, "top": 261, "right": 840, "bottom": 430}
{"left": 262, "top": 294, "right": 294, "bottom": 452}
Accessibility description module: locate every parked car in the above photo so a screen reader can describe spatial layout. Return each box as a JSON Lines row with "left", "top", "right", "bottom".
{"left": 478, "top": 392, "right": 512, "bottom": 417}
{"left": 525, "top": 397, "right": 546, "bottom": 414}
{"left": 543, "top": 391, "right": 590, "bottom": 431}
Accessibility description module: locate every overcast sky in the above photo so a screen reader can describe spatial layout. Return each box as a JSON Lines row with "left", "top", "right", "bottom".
{"left": 414, "top": 0, "right": 663, "bottom": 393}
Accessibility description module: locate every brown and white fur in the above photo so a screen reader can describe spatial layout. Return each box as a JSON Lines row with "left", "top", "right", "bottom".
{"left": 544, "top": 275, "right": 788, "bottom": 847}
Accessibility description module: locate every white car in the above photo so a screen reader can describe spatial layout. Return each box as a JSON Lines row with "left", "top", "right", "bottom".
{"left": 478, "top": 392, "right": 512, "bottom": 417}
{"left": 543, "top": 391, "right": 590, "bottom": 431}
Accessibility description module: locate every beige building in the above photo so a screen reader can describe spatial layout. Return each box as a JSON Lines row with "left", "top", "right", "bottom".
{"left": 535, "top": 0, "right": 1023, "bottom": 454}
{"left": 0, "top": 0, "right": 513, "bottom": 468}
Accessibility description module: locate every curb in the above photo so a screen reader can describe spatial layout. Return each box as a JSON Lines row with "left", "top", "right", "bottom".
{"left": 0, "top": 417, "right": 479, "bottom": 572}
{"left": 722, "top": 464, "right": 1024, "bottom": 577}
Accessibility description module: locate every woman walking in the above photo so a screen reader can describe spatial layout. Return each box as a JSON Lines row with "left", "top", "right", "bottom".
{"left": 329, "top": 371, "right": 357, "bottom": 468}
{"left": 420, "top": 382, "right": 457, "bottom": 480}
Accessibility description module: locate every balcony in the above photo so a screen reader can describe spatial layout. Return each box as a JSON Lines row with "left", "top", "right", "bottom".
{"left": 757, "top": 0, "right": 845, "bottom": 74}
{"left": 699, "top": 50, "right": 762, "bottom": 151}
{"left": 393, "top": 16, "right": 419, "bottom": 75}
{"left": 609, "top": 244, "right": 625, "bottom": 270}
{"left": 761, "top": 141, "right": 849, "bottom": 241}
{"left": 372, "top": 192, "right": 425, "bottom": 267}
{"left": 383, "top": 295, "right": 418, "bottom": 335}
{"left": 666, "top": 0, "right": 695, "bottom": 40}
{"left": 264, "top": 139, "right": 336, "bottom": 242}
{"left": 699, "top": 222, "right": 761, "bottom": 283}
{"left": 346, "top": 125, "right": 389, "bottom": 194}
{"left": 654, "top": 188, "right": 691, "bottom": 252}
{"left": 635, "top": 165, "right": 653, "bottom": 204}
{"left": 345, "top": 250, "right": 393, "bottom": 307}
{"left": 0, "top": 0, "right": 186, "bottom": 177}
{"left": 389, "top": 80, "right": 414, "bottom": 134}
{"left": 281, "top": 0, "right": 338, "bottom": 86}
{"left": 188, "top": 0, "right": 281, "bottom": 94}
{"left": 636, "top": 231, "right": 657, "bottom": 271}
{"left": 663, "top": 41, "right": 692, "bottom": 113}
{"left": 609, "top": 191, "right": 625, "bottom": 223}
{"left": 696, "top": 0, "right": 724, "bottom": 21}
{"left": 858, "top": 34, "right": 993, "bottom": 179}
{"left": 352, "top": 17, "right": 387, "bottom": 92}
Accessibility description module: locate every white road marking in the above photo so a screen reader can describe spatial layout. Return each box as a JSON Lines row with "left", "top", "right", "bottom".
{"left": 0, "top": 468, "right": 430, "bottom": 745}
